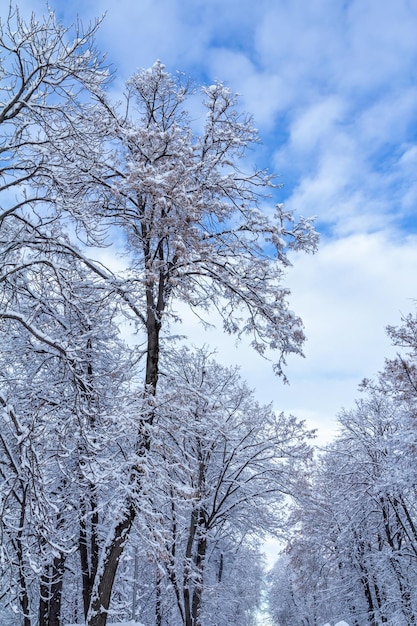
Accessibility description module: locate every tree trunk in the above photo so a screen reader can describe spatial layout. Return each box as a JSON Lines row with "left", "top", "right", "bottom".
{"left": 381, "top": 496, "right": 416, "bottom": 623}
{"left": 372, "top": 578, "right": 387, "bottom": 624}
{"left": 182, "top": 507, "right": 207, "bottom": 626}
{"left": 15, "top": 489, "right": 31, "bottom": 626}
{"left": 183, "top": 509, "right": 198, "bottom": 626}
{"left": 156, "top": 568, "right": 163, "bottom": 626}
{"left": 87, "top": 504, "right": 135, "bottom": 626}
{"left": 191, "top": 527, "right": 207, "bottom": 626}
{"left": 80, "top": 490, "right": 100, "bottom": 619}
{"left": 217, "top": 552, "right": 223, "bottom": 583}
{"left": 38, "top": 553, "right": 66, "bottom": 626}
{"left": 166, "top": 499, "right": 185, "bottom": 624}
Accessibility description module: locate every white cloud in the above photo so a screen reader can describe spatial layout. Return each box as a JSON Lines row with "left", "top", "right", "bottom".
{"left": 270, "top": 232, "right": 417, "bottom": 435}
{"left": 342, "top": 0, "right": 417, "bottom": 91}
{"left": 288, "top": 96, "right": 346, "bottom": 155}
{"left": 205, "top": 49, "right": 289, "bottom": 129}
{"left": 273, "top": 83, "right": 417, "bottom": 234}
{"left": 172, "top": 231, "right": 417, "bottom": 443}
{"left": 253, "top": 0, "right": 417, "bottom": 100}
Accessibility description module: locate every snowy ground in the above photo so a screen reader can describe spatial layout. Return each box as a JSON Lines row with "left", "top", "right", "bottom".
{"left": 68, "top": 622, "right": 145, "bottom": 626}
{"left": 68, "top": 622, "right": 349, "bottom": 626}
{"left": 69, "top": 618, "right": 351, "bottom": 625}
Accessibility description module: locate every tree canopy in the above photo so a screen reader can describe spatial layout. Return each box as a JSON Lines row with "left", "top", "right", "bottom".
{"left": 0, "top": 4, "right": 317, "bottom": 626}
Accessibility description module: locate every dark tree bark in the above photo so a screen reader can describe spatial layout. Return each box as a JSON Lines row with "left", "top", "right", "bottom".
{"left": 380, "top": 496, "right": 416, "bottom": 624}
{"left": 16, "top": 489, "right": 31, "bottom": 626}
{"left": 182, "top": 507, "right": 208, "bottom": 626}
{"left": 191, "top": 526, "right": 207, "bottom": 626}
{"left": 38, "top": 553, "right": 66, "bottom": 626}
{"left": 155, "top": 568, "right": 163, "bottom": 626}
{"left": 87, "top": 504, "right": 136, "bottom": 626}
{"left": 80, "top": 491, "right": 100, "bottom": 619}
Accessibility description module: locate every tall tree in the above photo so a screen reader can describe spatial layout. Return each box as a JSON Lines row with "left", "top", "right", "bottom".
{"left": 0, "top": 6, "right": 318, "bottom": 622}
{"left": 40, "top": 61, "right": 317, "bottom": 625}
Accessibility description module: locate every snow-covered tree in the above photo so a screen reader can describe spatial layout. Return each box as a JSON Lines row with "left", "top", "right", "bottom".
{"left": 0, "top": 6, "right": 318, "bottom": 624}
{"left": 271, "top": 314, "right": 417, "bottom": 626}
{"left": 0, "top": 2, "right": 106, "bottom": 250}
{"left": 145, "top": 347, "right": 314, "bottom": 626}
{"left": 37, "top": 60, "right": 318, "bottom": 625}
{"left": 0, "top": 247, "right": 139, "bottom": 625}
{"left": 0, "top": 6, "right": 116, "bottom": 625}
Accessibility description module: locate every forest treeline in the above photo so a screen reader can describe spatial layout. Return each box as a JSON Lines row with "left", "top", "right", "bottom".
{"left": 0, "top": 5, "right": 317, "bottom": 626}
{"left": 268, "top": 316, "right": 417, "bottom": 626}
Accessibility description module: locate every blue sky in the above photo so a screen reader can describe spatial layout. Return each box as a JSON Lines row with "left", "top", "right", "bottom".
{"left": 11, "top": 0, "right": 417, "bottom": 443}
